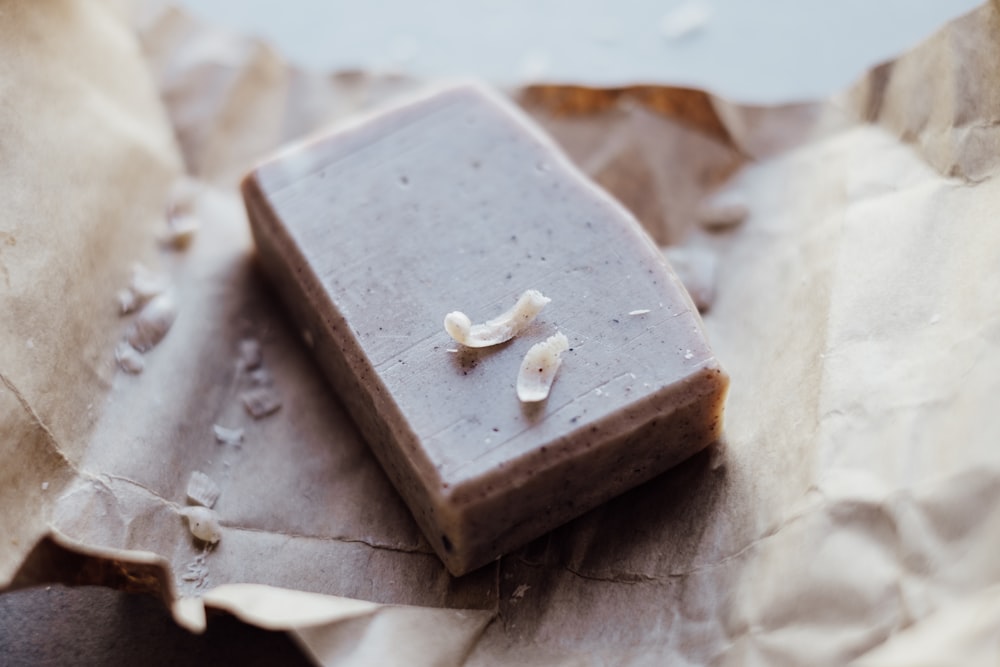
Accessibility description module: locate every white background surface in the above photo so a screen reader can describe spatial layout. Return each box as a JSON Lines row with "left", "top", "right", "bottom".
{"left": 179, "top": 0, "right": 980, "bottom": 102}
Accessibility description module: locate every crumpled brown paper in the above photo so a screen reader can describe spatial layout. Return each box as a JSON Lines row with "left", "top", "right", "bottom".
{"left": 3, "top": 0, "right": 1000, "bottom": 665}
{"left": 0, "top": 0, "right": 181, "bottom": 592}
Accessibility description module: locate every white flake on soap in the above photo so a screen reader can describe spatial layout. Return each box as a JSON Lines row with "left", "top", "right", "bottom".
{"left": 445, "top": 289, "right": 550, "bottom": 348}
{"left": 517, "top": 332, "right": 570, "bottom": 403}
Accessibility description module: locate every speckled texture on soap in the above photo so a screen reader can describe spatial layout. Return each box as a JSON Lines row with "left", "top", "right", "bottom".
{"left": 242, "top": 84, "right": 729, "bottom": 575}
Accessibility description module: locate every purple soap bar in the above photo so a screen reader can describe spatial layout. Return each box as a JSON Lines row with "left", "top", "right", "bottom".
{"left": 242, "top": 84, "right": 729, "bottom": 575}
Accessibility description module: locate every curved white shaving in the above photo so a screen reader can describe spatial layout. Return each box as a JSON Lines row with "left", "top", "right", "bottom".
{"left": 444, "top": 289, "right": 551, "bottom": 348}
{"left": 517, "top": 331, "right": 569, "bottom": 403}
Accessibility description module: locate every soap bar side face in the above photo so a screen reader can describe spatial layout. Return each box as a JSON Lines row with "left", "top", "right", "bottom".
{"left": 446, "top": 367, "right": 727, "bottom": 570}
{"left": 244, "top": 185, "right": 449, "bottom": 554}
{"left": 243, "top": 84, "right": 728, "bottom": 574}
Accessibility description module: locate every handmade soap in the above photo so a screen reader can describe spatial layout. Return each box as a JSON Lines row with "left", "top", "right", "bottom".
{"left": 241, "top": 84, "right": 729, "bottom": 575}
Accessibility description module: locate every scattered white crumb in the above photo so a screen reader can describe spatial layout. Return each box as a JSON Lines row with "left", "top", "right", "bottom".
{"left": 628, "top": 309, "right": 651, "bottom": 316}
{"left": 213, "top": 424, "right": 244, "bottom": 446}
{"left": 241, "top": 386, "right": 282, "bottom": 418}
{"left": 129, "top": 263, "right": 169, "bottom": 302}
{"left": 166, "top": 176, "right": 202, "bottom": 218}
{"left": 117, "top": 288, "right": 139, "bottom": 315}
{"left": 161, "top": 214, "right": 199, "bottom": 250}
{"left": 238, "top": 338, "right": 263, "bottom": 370}
{"left": 445, "top": 289, "right": 550, "bottom": 348}
{"left": 247, "top": 367, "right": 273, "bottom": 387}
{"left": 517, "top": 331, "right": 570, "bottom": 403}
{"left": 186, "top": 471, "right": 221, "bottom": 509}
{"left": 683, "top": 349, "right": 694, "bottom": 360}
{"left": 511, "top": 584, "right": 530, "bottom": 601}
{"left": 660, "top": 1, "right": 713, "bottom": 40}
{"left": 708, "top": 440, "right": 726, "bottom": 471}
{"left": 445, "top": 348, "right": 459, "bottom": 354}
{"left": 180, "top": 506, "right": 222, "bottom": 544}
{"left": 41, "top": 481, "right": 49, "bottom": 491}
{"left": 115, "top": 341, "right": 145, "bottom": 374}
{"left": 126, "top": 292, "right": 177, "bottom": 352}
{"left": 663, "top": 245, "right": 718, "bottom": 312}
{"left": 181, "top": 550, "right": 210, "bottom": 588}
{"left": 698, "top": 201, "right": 749, "bottom": 230}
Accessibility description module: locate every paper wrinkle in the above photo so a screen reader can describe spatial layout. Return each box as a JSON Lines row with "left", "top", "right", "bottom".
{"left": 852, "top": 583, "right": 1000, "bottom": 667}
{"left": 0, "top": 373, "right": 75, "bottom": 472}
{"left": 4, "top": 1, "right": 1000, "bottom": 666}
{"left": 226, "top": 525, "right": 434, "bottom": 557}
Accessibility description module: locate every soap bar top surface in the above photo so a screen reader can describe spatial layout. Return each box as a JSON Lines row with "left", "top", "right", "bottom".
{"left": 245, "top": 84, "right": 726, "bottom": 572}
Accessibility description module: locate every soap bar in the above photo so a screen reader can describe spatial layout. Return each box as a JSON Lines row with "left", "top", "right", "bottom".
{"left": 242, "top": 84, "right": 729, "bottom": 575}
